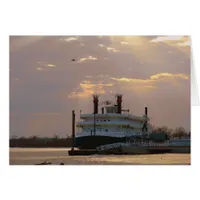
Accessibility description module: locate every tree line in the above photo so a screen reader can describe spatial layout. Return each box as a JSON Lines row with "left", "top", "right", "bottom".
{"left": 10, "top": 126, "right": 190, "bottom": 148}
{"left": 152, "top": 126, "right": 190, "bottom": 138}
{"left": 10, "top": 135, "right": 73, "bottom": 148}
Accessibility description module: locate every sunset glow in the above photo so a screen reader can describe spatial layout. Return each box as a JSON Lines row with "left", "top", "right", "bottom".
{"left": 10, "top": 36, "right": 190, "bottom": 137}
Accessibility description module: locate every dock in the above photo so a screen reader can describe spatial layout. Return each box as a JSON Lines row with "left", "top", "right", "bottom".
{"left": 68, "top": 145, "right": 190, "bottom": 156}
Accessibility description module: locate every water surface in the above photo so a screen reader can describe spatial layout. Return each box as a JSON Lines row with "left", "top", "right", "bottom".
{"left": 9, "top": 148, "right": 191, "bottom": 165}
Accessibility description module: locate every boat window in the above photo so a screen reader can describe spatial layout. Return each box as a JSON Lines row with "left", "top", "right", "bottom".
{"left": 105, "top": 129, "right": 108, "bottom": 132}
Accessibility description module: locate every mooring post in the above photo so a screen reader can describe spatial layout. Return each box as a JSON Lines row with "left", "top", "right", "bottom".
{"left": 93, "top": 112, "right": 96, "bottom": 136}
{"left": 72, "top": 110, "right": 75, "bottom": 151}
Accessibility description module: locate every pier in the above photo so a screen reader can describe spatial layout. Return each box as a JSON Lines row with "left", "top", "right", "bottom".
{"left": 68, "top": 145, "right": 190, "bottom": 156}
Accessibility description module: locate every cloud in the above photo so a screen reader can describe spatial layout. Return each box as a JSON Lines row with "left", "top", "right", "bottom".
{"left": 98, "top": 75, "right": 110, "bottom": 78}
{"left": 68, "top": 80, "right": 114, "bottom": 98}
{"left": 35, "top": 62, "right": 56, "bottom": 71}
{"left": 111, "top": 72, "right": 189, "bottom": 92}
{"left": 37, "top": 62, "right": 56, "bottom": 67}
{"left": 110, "top": 36, "right": 150, "bottom": 47}
{"left": 36, "top": 67, "right": 43, "bottom": 71}
{"left": 80, "top": 43, "right": 85, "bottom": 47}
{"left": 61, "top": 37, "right": 78, "bottom": 42}
{"left": 68, "top": 72, "right": 189, "bottom": 99}
{"left": 112, "top": 73, "right": 189, "bottom": 83}
{"left": 98, "top": 44, "right": 105, "bottom": 47}
{"left": 46, "top": 64, "right": 56, "bottom": 67}
{"left": 151, "top": 36, "right": 184, "bottom": 43}
{"left": 10, "top": 36, "right": 190, "bottom": 136}
{"left": 98, "top": 43, "right": 119, "bottom": 52}
{"left": 177, "top": 40, "right": 191, "bottom": 47}
{"left": 150, "top": 73, "right": 189, "bottom": 80}
{"left": 106, "top": 47, "right": 119, "bottom": 52}
{"left": 150, "top": 36, "right": 190, "bottom": 47}
{"left": 121, "top": 41, "right": 129, "bottom": 45}
{"left": 78, "top": 56, "right": 98, "bottom": 63}
{"left": 85, "top": 75, "right": 93, "bottom": 78}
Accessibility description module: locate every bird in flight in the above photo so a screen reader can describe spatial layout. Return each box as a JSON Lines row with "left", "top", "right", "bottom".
{"left": 71, "top": 59, "right": 76, "bottom": 61}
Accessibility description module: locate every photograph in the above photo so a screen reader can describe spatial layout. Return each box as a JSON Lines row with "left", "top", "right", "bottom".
{"left": 9, "top": 35, "right": 191, "bottom": 165}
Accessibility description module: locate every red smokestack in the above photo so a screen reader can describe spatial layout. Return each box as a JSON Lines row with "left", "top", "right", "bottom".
{"left": 145, "top": 107, "right": 148, "bottom": 116}
{"left": 116, "top": 94, "right": 123, "bottom": 114}
{"left": 92, "top": 94, "right": 99, "bottom": 114}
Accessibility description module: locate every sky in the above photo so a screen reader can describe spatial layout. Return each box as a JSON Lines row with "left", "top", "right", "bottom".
{"left": 10, "top": 36, "right": 190, "bottom": 137}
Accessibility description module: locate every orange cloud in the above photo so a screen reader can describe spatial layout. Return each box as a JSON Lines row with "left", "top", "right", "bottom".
{"left": 112, "top": 73, "right": 189, "bottom": 83}
{"left": 68, "top": 72, "right": 189, "bottom": 98}
{"left": 111, "top": 72, "right": 189, "bottom": 93}
{"left": 68, "top": 81, "right": 114, "bottom": 98}
{"left": 150, "top": 73, "right": 189, "bottom": 80}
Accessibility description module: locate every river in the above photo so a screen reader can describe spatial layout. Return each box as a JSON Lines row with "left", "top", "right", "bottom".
{"left": 9, "top": 148, "right": 190, "bottom": 165}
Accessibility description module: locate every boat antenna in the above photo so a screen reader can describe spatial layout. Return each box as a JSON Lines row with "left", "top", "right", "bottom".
{"left": 142, "top": 107, "right": 148, "bottom": 133}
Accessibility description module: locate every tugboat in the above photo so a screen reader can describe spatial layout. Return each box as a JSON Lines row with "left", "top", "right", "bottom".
{"left": 75, "top": 94, "right": 152, "bottom": 149}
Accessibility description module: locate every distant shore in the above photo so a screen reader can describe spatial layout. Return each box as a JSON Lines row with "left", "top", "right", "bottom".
{"left": 10, "top": 137, "right": 72, "bottom": 148}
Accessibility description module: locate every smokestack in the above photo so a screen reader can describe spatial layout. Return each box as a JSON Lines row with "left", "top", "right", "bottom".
{"left": 145, "top": 107, "right": 148, "bottom": 116}
{"left": 92, "top": 94, "right": 99, "bottom": 114}
{"left": 116, "top": 94, "right": 123, "bottom": 114}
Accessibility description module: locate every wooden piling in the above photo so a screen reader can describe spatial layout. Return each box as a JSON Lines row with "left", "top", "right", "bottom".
{"left": 71, "top": 110, "right": 75, "bottom": 151}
